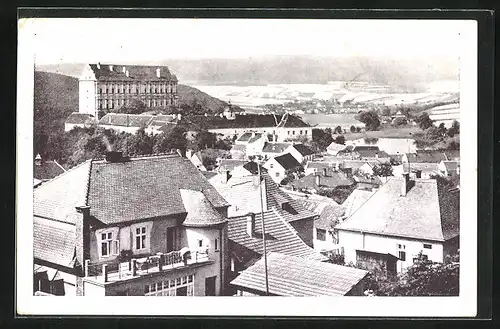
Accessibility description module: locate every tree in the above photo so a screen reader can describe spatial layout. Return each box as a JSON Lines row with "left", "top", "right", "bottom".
{"left": 355, "top": 126, "right": 362, "bottom": 133}
{"left": 192, "top": 130, "right": 216, "bottom": 151}
{"left": 357, "top": 111, "right": 381, "bottom": 131}
{"left": 312, "top": 128, "right": 334, "bottom": 152}
{"left": 214, "top": 136, "right": 233, "bottom": 150}
{"left": 377, "top": 252, "right": 459, "bottom": 296}
{"left": 350, "top": 125, "right": 356, "bottom": 133}
{"left": 334, "top": 125, "right": 343, "bottom": 134}
{"left": 334, "top": 135, "right": 346, "bottom": 145}
{"left": 117, "top": 99, "right": 147, "bottom": 115}
{"left": 447, "top": 120, "right": 460, "bottom": 137}
{"left": 437, "top": 123, "right": 447, "bottom": 137}
{"left": 382, "top": 107, "right": 392, "bottom": 117}
{"left": 372, "top": 162, "right": 393, "bottom": 177}
{"left": 416, "top": 112, "right": 433, "bottom": 130}
{"left": 392, "top": 117, "right": 408, "bottom": 126}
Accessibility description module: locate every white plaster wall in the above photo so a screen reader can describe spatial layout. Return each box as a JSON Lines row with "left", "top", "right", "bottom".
{"left": 83, "top": 280, "right": 105, "bottom": 296}
{"left": 338, "top": 230, "right": 444, "bottom": 273}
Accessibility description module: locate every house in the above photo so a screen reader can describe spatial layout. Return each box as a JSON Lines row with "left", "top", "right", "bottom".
{"left": 304, "top": 161, "right": 341, "bottom": 176}
{"left": 287, "top": 144, "right": 315, "bottom": 164}
{"left": 348, "top": 138, "right": 417, "bottom": 155}
{"left": 336, "top": 175, "right": 460, "bottom": 276}
{"left": 64, "top": 112, "right": 97, "bottom": 132}
{"left": 438, "top": 160, "right": 460, "bottom": 178}
{"left": 288, "top": 167, "right": 354, "bottom": 194}
{"left": 181, "top": 114, "right": 312, "bottom": 142}
{"left": 217, "top": 159, "right": 247, "bottom": 172}
{"left": 97, "top": 113, "right": 178, "bottom": 135}
{"left": 338, "top": 146, "right": 391, "bottom": 162}
{"left": 260, "top": 142, "right": 292, "bottom": 161}
{"left": 230, "top": 252, "right": 368, "bottom": 296}
{"left": 33, "top": 154, "right": 66, "bottom": 182}
{"left": 263, "top": 153, "right": 303, "bottom": 184}
{"left": 234, "top": 132, "right": 269, "bottom": 159}
{"left": 33, "top": 152, "right": 230, "bottom": 296}
{"left": 230, "top": 161, "right": 267, "bottom": 178}
{"left": 78, "top": 64, "right": 178, "bottom": 118}
{"left": 403, "top": 150, "right": 460, "bottom": 164}
{"left": 326, "top": 142, "right": 347, "bottom": 156}
{"left": 393, "top": 162, "right": 441, "bottom": 179}
{"left": 209, "top": 171, "right": 318, "bottom": 247}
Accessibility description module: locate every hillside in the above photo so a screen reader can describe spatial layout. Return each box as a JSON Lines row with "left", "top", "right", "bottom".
{"left": 176, "top": 84, "right": 229, "bottom": 113}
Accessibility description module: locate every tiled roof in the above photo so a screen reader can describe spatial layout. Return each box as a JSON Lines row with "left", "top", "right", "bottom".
{"left": 34, "top": 154, "right": 229, "bottom": 225}
{"left": 291, "top": 197, "right": 344, "bottom": 230}
{"left": 230, "top": 252, "right": 367, "bottom": 296}
{"left": 228, "top": 211, "right": 326, "bottom": 262}
{"left": 406, "top": 150, "right": 460, "bottom": 163}
{"left": 291, "top": 144, "right": 315, "bottom": 156}
{"left": 89, "top": 64, "right": 177, "bottom": 82}
{"left": 402, "top": 162, "right": 440, "bottom": 173}
{"left": 34, "top": 160, "right": 66, "bottom": 181}
{"left": 336, "top": 177, "right": 459, "bottom": 241}
{"left": 99, "top": 113, "right": 154, "bottom": 127}
{"left": 65, "top": 112, "right": 97, "bottom": 125}
{"left": 179, "top": 189, "right": 227, "bottom": 227}
{"left": 273, "top": 153, "right": 302, "bottom": 171}
{"left": 341, "top": 189, "right": 375, "bottom": 218}
{"left": 237, "top": 132, "right": 264, "bottom": 143}
{"left": 34, "top": 216, "right": 76, "bottom": 268}
{"left": 182, "top": 114, "right": 310, "bottom": 130}
{"left": 262, "top": 142, "right": 292, "bottom": 153}
{"left": 290, "top": 170, "right": 354, "bottom": 190}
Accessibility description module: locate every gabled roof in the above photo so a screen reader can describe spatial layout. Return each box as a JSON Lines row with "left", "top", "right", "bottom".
{"left": 237, "top": 132, "right": 264, "bottom": 143}
{"left": 65, "top": 112, "right": 97, "bottom": 125}
{"left": 336, "top": 177, "right": 459, "bottom": 242}
{"left": 290, "top": 170, "right": 354, "bottom": 190}
{"left": 34, "top": 216, "right": 76, "bottom": 268}
{"left": 291, "top": 144, "right": 315, "bottom": 156}
{"left": 89, "top": 64, "right": 177, "bottom": 82}
{"left": 228, "top": 211, "right": 326, "bottom": 263}
{"left": 99, "top": 113, "right": 154, "bottom": 127}
{"left": 327, "top": 142, "right": 347, "bottom": 152}
{"left": 34, "top": 154, "right": 229, "bottom": 225}
{"left": 34, "top": 160, "right": 66, "bottom": 181}
{"left": 262, "top": 142, "right": 292, "bottom": 153}
{"left": 230, "top": 252, "right": 367, "bottom": 296}
{"left": 273, "top": 153, "right": 302, "bottom": 171}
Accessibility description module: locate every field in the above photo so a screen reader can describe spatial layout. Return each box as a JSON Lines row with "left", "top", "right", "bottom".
{"left": 344, "top": 126, "right": 421, "bottom": 140}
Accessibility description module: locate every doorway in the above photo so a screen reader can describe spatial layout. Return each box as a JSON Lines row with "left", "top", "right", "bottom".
{"left": 205, "top": 276, "right": 217, "bottom": 296}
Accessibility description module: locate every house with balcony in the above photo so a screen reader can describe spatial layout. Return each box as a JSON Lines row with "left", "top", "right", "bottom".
{"left": 33, "top": 152, "right": 231, "bottom": 296}
{"left": 336, "top": 174, "right": 460, "bottom": 276}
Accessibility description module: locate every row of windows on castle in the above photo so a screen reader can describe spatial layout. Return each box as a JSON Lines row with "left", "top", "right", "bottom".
{"left": 96, "top": 82, "right": 177, "bottom": 95}
{"left": 97, "top": 97, "right": 178, "bottom": 109}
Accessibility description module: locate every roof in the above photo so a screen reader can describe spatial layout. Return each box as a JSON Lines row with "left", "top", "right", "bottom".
{"left": 351, "top": 146, "right": 390, "bottom": 159}
{"left": 181, "top": 114, "right": 310, "bottom": 130}
{"left": 327, "top": 142, "right": 347, "bottom": 152}
{"left": 202, "top": 171, "right": 218, "bottom": 180}
{"left": 34, "top": 216, "right": 76, "bottom": 268}
{"left": 336, "top": 177, "right": 459, "bottom": 241}
{"left": 353, "top": 174, "right": 383, "bottom": 185}
{"left": 273, "top": 153, "right": 302, "bottom": 171}
{"left": 65, "top": 112, "right": 97, "bottom": 125}
{"left": 179, "top": 189, "right": 227, "bottom": 227}
{"left": 290, "top": 170, "right": 354, "bottom": 190}
{"left": 228, "top": 211, "right": 326, "bottom": 263}
{"left": 341, "top": 189, "right": 376, "bottom": 218}
{"left": 99, "top": 113, "right": 154, "bottom": 127}
{"left": 262, "top": 142, "right": 291, "bottom": 153}
{"left": 406, "top": 150, "right": 460, "bottom": 163}
{"left": 242, "top": 161, "right": 266, "bottom": 175}
{"left": 402, "top": 162, "right": 440, "bottom": 173}
{"left": 89, "top": 64, "right": 177, "bottom": 82}
{"left": 230, "top": 144, "right": 246, "bottom": 153}
{"left": 218, "top": 159, "right": 247, "bottom": 171}
{"left": 291, "top": 197, "right": 344, "bottom": 230}
{"left": 34, "top": 154, "right": 229, "bottom": 225}
{"left": 230, "top": 252, "right": 367, "bottom": 296}
{"left": 291, "top": 144, "right": 315, "bottom": 156}
{"left": 34, "top": 160, "right": 66, "bottom": 181}
{"left": 237, "top": 132, "right": 264, "bottom": 143}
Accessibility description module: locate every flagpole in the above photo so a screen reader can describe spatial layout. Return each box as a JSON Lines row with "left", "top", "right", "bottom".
{"left": 257, "top": 162, "right": 270, "bottom": 296}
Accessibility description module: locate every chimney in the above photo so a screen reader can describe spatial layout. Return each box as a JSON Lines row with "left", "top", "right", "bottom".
{"left": 97, "top": 62, "right": 101, "bottom": 69}
{"left": 75, "top": 205, "right": 91, "bottom": 275}
{"left": 122, "top": 66, "right": 126, "bottom": 73}
{"left": 156, "top": 68, "right": 161, "bottom": 78}
{"left": 186, "top": 149, "right": 194, "bottom": 159}
{"left": 220, "top": 169, "right": 230, "bottom": 184}
{"left": 401, "top": 173, "right": 410, "bottom": 197}
{"left": 105, "top": 151, "right": 123, "bottom": 163}
{"left": 323, "top": 168, "right": 328, "bottom": 177}
{"left": 315, "top": 173, "right": 321, "bottom": 186}
{"left": 246, "top": 213, "right": 256, "bottom": 237}
{"left": 109, "top": 65, "right": 113, "bottom": 71}
{"left": 125, "top": 70, "right": 129, "bottom": 77}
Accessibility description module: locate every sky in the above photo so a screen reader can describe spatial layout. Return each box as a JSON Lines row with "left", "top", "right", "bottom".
{"left": 21, "top": 18, "right": 471, "bottom": 65}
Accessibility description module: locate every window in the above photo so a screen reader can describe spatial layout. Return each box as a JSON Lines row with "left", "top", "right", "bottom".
{"left": 135, "top": 227, "right": 147, "bottom": 250}
{"left": 144, "top": 275, "right": 194, "bottom": 296}
{"left": 292, "top": 130, "right": 295, "bottom": 135}
{"left": 288, "top": 131, "right": 290, "bottom": 135}
{"left": 270, "top": 164, "right": 274, "bottom": 169}
{"left": 398, "top": 251, "right": 406, "bottom": 261}
{"left": 397, "top": 244, "right": 406, "bottom": 250}
{"left": 300, "top": 130, "right": 303, "bottom": 135}
{"left": 198, "top": 239, "right": 203, "bottom": 247}
{"left": 100, "top": 232, "right": 118, "bottom": 257}
{"left": 423, "top": 244, "right": 432, "bottom": 249}
{"left": 316, "top": 229, "right": 326, "bottom": 241}
{"left": 214, "top": 238, "right": 219, "bottom": 252}
{"left": 275, "top": 172, "right": 280, "bottom": 177}
{"left": 304, "top": 130, "right": 308, "bottom": 135}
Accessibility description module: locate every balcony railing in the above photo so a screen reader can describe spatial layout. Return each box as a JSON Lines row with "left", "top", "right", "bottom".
{"left": 84, "top": 248, "right": 211, "bottom": 284}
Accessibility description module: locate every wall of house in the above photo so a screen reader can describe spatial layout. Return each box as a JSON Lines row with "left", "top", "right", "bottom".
{"left": 263, "top": 159, "right": 287, "bottom": 184}
{"left": 209, "top": 127, "right": 312, "bottom": 142}
{"left": 338, "top": 230, "right": 444, "bottom": 273}
{"left": 289, "top": 218, "right": 314, "bottom": 248}
{"left": 99, "top": 124, "right": 141, "bottom": 135}
{"left": 313, "top": 227, "right": 340, "bottom": 252}
{"left": 82, "top": 279, "right": 106, "bottom": 296}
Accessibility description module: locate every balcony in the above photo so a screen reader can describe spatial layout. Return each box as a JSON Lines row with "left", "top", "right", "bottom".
{"left": 84, "top": 248, "right": 212, "bottom": 284}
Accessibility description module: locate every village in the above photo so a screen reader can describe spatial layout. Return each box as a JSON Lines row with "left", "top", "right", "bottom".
{"left": 33, "top": 63, "right": 460, "bottom": 298}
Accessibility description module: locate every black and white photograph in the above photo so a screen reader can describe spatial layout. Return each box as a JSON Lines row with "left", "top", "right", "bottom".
{"left": 17, "top": 13, "right": 478, "bottom": 317}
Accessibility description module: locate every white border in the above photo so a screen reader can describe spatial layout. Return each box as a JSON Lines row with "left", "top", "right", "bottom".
{"left": 17, "top": 18, "right": 478, "bottom": 317}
